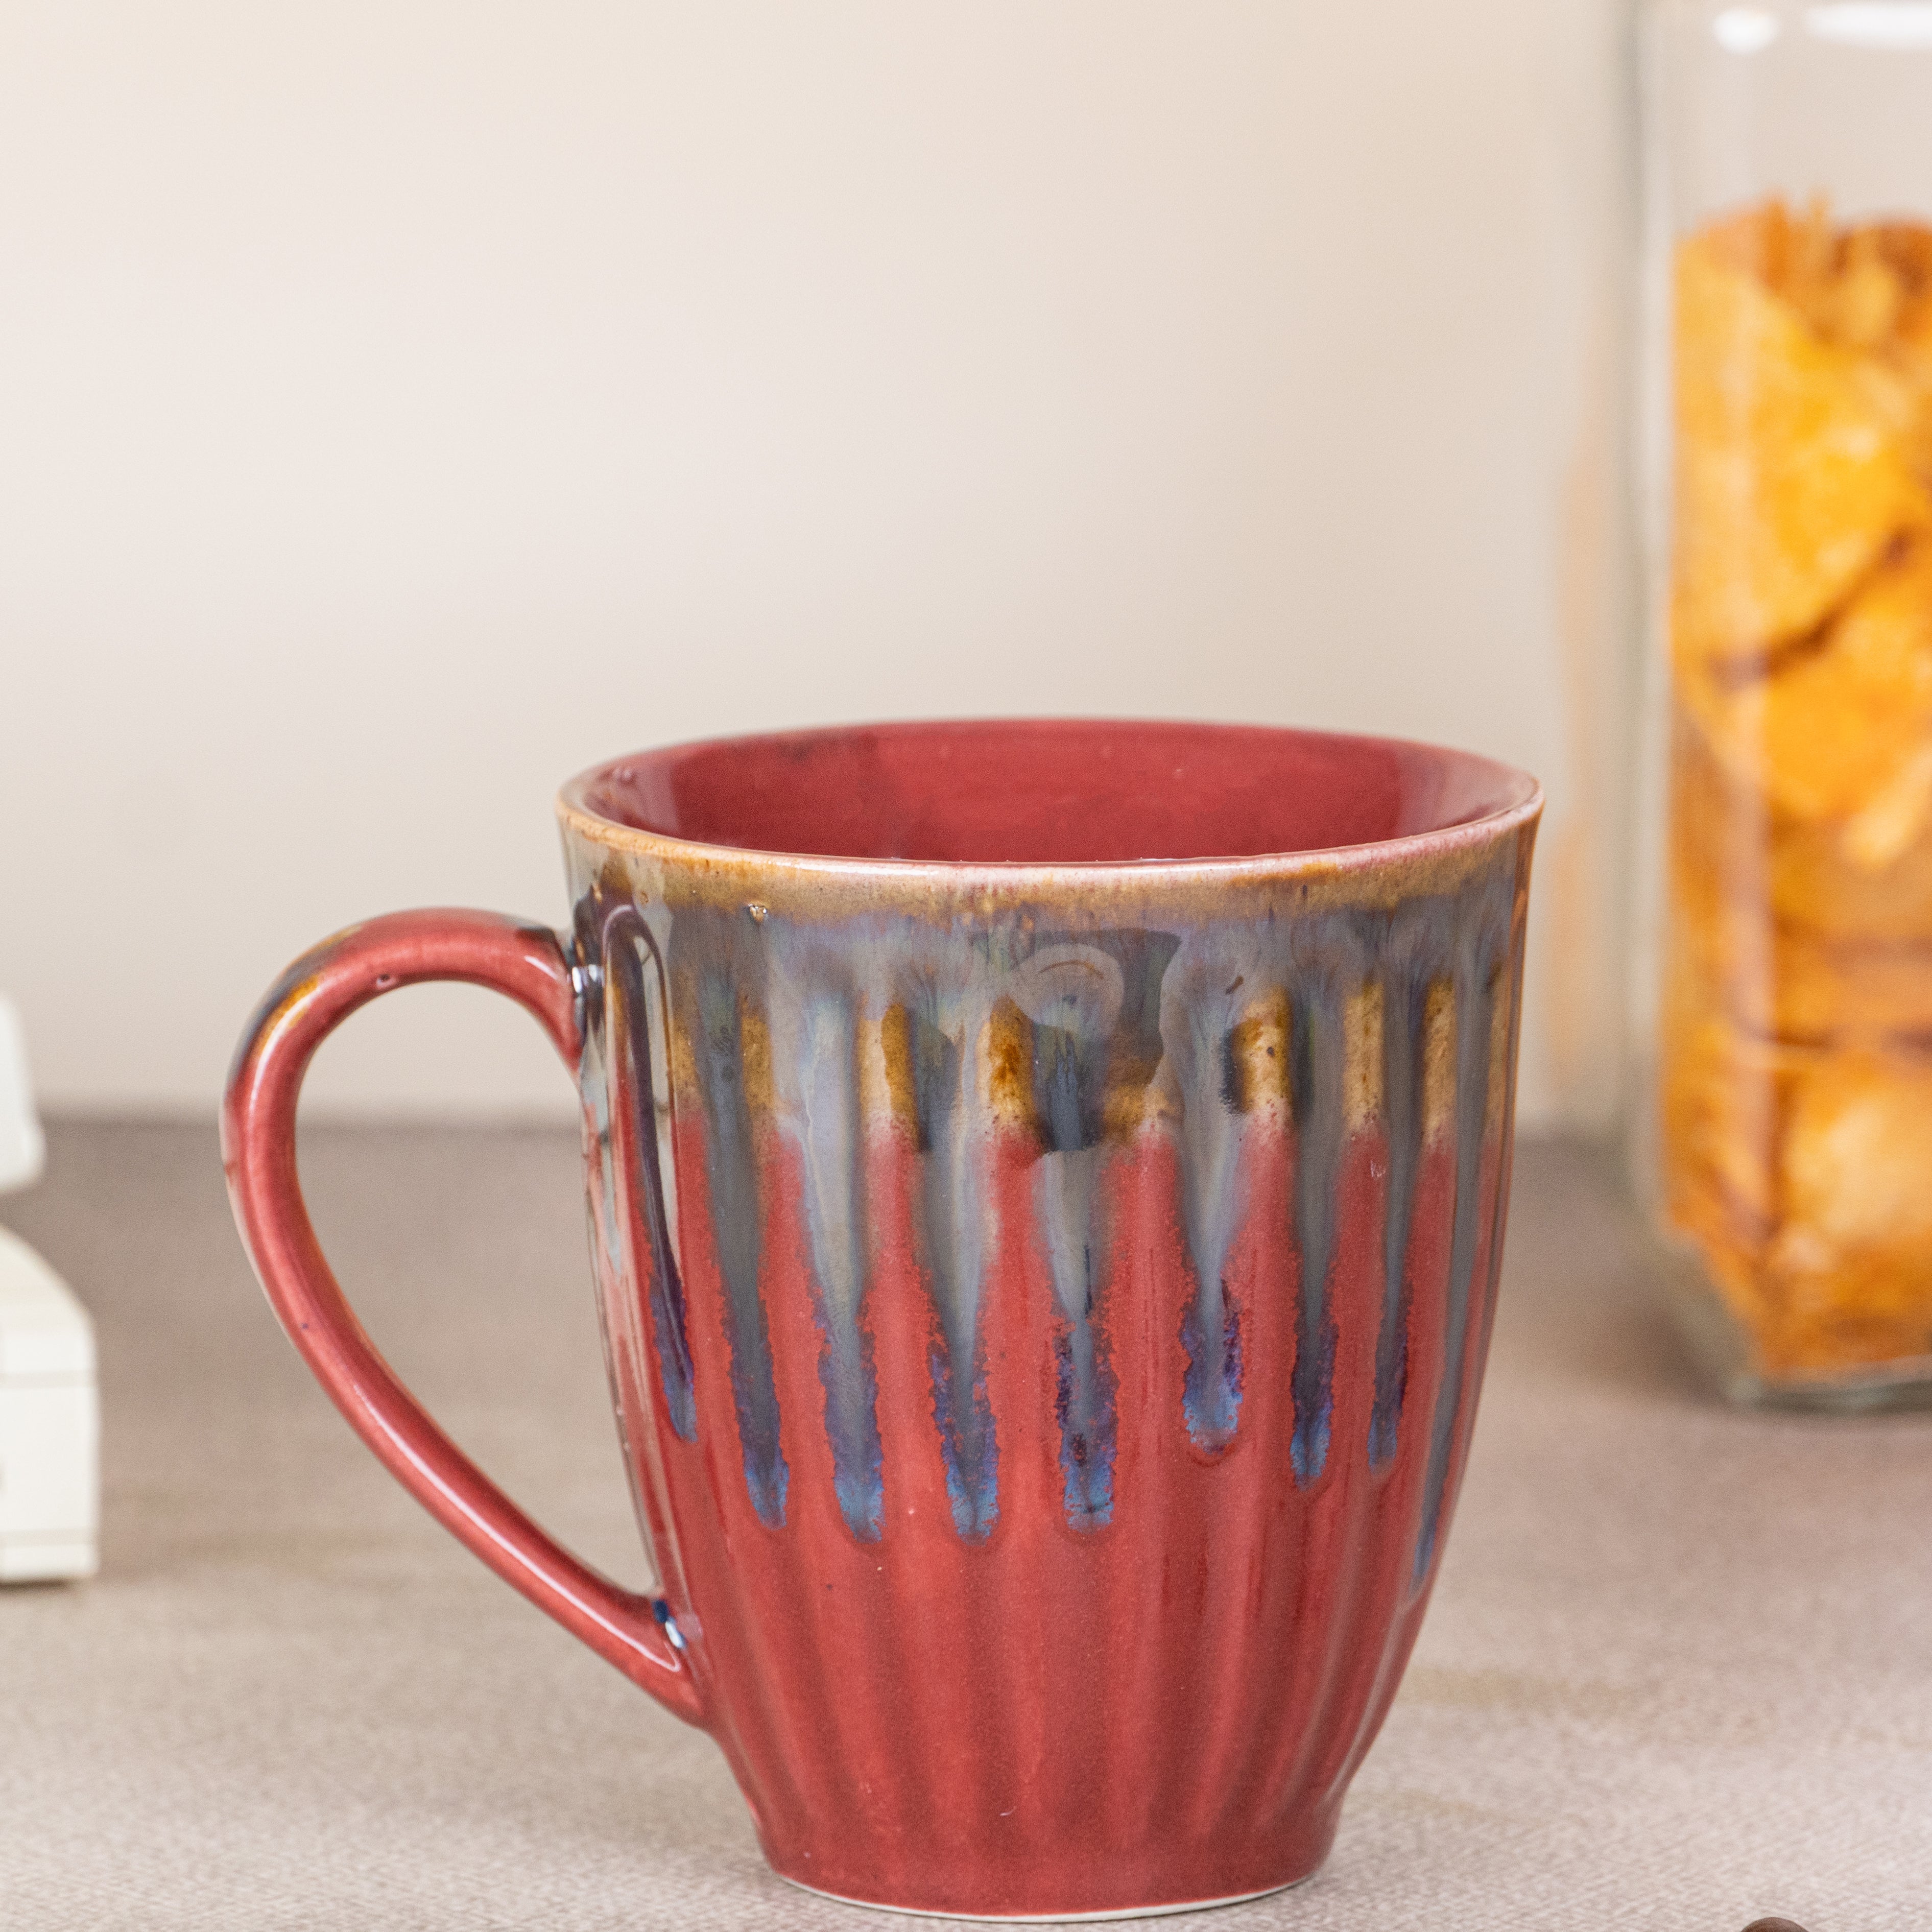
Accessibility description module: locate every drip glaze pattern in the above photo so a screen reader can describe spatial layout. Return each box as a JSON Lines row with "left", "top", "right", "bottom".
{"left": 565, "top": 822, "right": 1533, "bottom": 1918}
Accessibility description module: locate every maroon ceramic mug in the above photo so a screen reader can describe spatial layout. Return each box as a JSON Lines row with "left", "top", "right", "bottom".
{"left": 223, "top": 719, "right": 1540, "bottom": 1919}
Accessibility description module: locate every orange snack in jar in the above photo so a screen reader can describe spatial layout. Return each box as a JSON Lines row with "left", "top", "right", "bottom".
{"left": 1671, "top": 230, "right": 1928, "bottom": 672}
{"left": 1662, "top": 198, "right": 1932, "bottom": 1379}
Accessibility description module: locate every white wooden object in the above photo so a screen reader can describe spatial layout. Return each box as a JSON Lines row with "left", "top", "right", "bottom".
{"left": 0, "top": 995, "right": 97, "bottom": 1582}
{"left": 0, "top": 1228, "right": 98, "bottom": 1581}
{"left": 0, "top": 997, "right": 44, "bottom": 1192}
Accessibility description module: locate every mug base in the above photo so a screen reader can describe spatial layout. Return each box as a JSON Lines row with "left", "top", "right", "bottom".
{"left": 775, "top": 1870, "right": 1312, "bottom": 1922}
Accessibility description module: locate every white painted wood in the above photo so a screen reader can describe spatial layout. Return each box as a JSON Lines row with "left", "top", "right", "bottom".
{"left": 0, "top": 998, "right": 44, "bottom": 1195}
{"left": 0, "top": 1226, "right": 99, "bottom": 1582}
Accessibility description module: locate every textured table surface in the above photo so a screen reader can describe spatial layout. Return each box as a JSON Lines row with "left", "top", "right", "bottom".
{"left": 2, "top": 1123, "right": 1927, "bottom": 1931}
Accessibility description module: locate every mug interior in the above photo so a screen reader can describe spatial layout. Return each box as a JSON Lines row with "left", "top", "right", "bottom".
{"left": 566, "top": 719, "right": 1535, "bottom": 866}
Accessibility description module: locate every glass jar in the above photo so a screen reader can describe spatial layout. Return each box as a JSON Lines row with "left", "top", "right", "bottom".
{"left": 1637, "top": 0, "right": 1932, "bottom": 1405}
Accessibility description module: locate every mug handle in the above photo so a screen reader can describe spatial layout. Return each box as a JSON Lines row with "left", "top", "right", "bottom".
{"left": 221, "top": 908, "right": 704, "bottom": 1728}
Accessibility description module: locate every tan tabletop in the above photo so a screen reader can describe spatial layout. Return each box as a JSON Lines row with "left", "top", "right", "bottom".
{"left": 3, "top": 1124, "right": 1927, "bottom": 1930}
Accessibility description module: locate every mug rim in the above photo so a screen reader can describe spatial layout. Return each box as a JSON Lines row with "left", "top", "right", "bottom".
{"left": 556, "top": 716, "right": 1543, "bottom": 896}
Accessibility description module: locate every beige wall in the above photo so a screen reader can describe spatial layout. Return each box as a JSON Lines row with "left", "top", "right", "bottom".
{"left": 0, "top": 3, "right": 1635, "bottom": 1125}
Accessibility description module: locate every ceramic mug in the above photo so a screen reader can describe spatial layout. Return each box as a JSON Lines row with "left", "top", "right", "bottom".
{"left": 223, "top": 719, "right": 1540, "bottom": 1920}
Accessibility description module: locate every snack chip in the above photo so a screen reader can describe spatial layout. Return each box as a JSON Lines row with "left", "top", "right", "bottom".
{"left": 1777, "top": 1052, "right": 1932, "bottom": 1263}
{"left": 1660, "top": 1004, "right": 1781, "bottom": 1239}
{"left": 1751, "top": 536, "right": 1932, "bottom": 824}
{"left": 1673, "top": 237, "right": 1929, "bottom": 669}
{"left": 1772, "top": 779, "right": 1932, "bottom": 935}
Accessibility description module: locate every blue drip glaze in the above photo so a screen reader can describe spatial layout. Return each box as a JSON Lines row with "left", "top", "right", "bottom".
{"left": 695, "top": 967, "right": 790, "bottom": 1528}
{"left": 1174, "top": 985, "right": 1249, "bottom": 1454}
{"left": 1034, "top": 1023, "right": 1092, "bottom": 1153}
{"left": 929, "top": 1337, "right": 999, "bottom": 1539}
{"left": 815, "top": 1309, "right": 884, "bottom": 1540}
{"left": 1055, "top": 1308, "right": 1116, "bottom": 1527}
{"left": 909, "top": 1005, "right": 999, "bottom": 1541}
{"left": 1413, "top": 927, "right": 1504, "bottom": 1584}
{"left": 1020, "top": 929, "right": 1172, "bottom": 1525}
{"left": 1030, "top": 1013, "right": 1107, "bottom": 1520}
{"left": 573, "top": 850, "right": 1524, "bottom": 1553}
{"left": 1035, "top": 1146, "right": 1115, "bottom": 1525}
{"left": 1181, "top": 1291, "right": 1244, "bottom": 1452}
{"left": 1371, "top": 953, "right": 1430, "bottom": 1472}
{"left": 796, "top": 988, "right": 884, "bottom": 1541}
{"left": 1287, "top": 980, "right": 1344, "bottom": 1486}
{"left": 602, "top": 904, "right": 698, "bottom": 1442}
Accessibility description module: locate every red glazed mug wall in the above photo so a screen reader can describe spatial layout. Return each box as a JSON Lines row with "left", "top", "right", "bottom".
{"left": 223, "top": 719, "right": 1541, "bottom": 1920}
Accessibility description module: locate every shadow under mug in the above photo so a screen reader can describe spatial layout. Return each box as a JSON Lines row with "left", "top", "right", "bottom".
{"left": 223, "top": 719, "right": 1541, "bottom": 1920}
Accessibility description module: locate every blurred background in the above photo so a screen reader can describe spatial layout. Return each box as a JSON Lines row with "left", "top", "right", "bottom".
{"left": 1, "top": 1, "right": 1634, "bottom": 1129}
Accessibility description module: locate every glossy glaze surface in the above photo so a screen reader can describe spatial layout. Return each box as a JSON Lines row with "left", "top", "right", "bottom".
{"left": 562, "top": 722, "right": 1538, "bottom": 1917}
{"left": 225, "top": 720, "right": 1539, "bottom": 1921}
